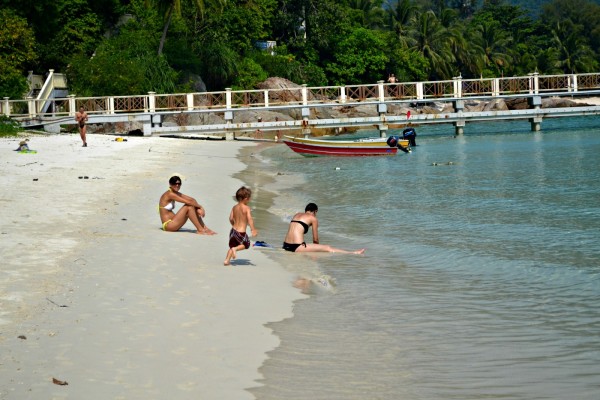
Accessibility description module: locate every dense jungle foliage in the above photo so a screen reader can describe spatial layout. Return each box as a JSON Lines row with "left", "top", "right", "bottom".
{"left": 1, "top": 0, "right": 599, "bottom": 97}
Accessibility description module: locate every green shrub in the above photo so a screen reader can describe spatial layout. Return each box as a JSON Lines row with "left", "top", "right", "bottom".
{"left": 0, "top": 115, "right": 22, "bottom": 136}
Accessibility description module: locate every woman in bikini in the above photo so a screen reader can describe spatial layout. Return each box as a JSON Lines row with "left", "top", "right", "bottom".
{"left": 158, "top": 175, "right": 216, "bottom": 234}
{"left": 282, "top": 203, "right": 365, "bottom": 254}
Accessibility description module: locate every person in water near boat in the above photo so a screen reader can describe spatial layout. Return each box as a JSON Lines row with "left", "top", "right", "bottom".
{"left": 75, "top": 106, "right": 89, "bottom": 147}
{"left": 224, "top": 186, "right": 258, "bottom": 266}
{"left": 282, "top": 203, "right": 365, "bottom": 254}
{"left": 158, "top": 175, "right": 216, "bottom": 235}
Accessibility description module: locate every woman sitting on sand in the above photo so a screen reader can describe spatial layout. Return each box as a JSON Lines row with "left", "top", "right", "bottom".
{"left": 282, "top": 203, "right": 365, "bottom": 254}
{"left": 158, "top": 175, "right": 216, "bottom": 234}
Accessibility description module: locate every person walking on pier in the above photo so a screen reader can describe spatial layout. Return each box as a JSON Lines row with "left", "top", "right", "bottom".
{"left": 75, "top": 106, "right": 89, "bottom": 147}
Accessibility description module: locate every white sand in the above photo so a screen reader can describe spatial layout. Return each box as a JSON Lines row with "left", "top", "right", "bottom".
{"left": 0, "top": 133, "right": 304, "bottom": 399}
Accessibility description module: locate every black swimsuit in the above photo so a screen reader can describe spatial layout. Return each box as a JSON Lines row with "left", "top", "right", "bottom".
{"left": 282, "top": 220, "right": 310, "bottom": 252}
{"left": 291, "top": 220, "right": 309, "bottom": 233}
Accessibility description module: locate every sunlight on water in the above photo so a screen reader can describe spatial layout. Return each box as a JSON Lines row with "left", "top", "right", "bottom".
{"left": 250, "top": 117, "right": 600, "bottom": 400}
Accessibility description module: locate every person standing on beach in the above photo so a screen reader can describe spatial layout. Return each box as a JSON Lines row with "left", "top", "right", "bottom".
{"left": 75, "top": 106, "right": 89, "bottom": 147}
{"left": 283, "top": 203, "right": 365, "bottom": 254}
{"left": 255, "top": 117, "right": 264, "bottom": 139}
{"left": 224, "top": 186, "right": 258, "bottom": 265}
{"left": 158, "top": 175, "right": 216, "bottom": 235}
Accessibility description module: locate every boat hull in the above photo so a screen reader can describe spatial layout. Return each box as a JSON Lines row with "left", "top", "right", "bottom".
{"left": 282, "top": 136, "right": 407, "bottom": 157}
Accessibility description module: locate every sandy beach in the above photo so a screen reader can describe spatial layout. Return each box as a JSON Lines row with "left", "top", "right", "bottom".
{"left": 0, "top": 133, "right": 304, "bottom": 399}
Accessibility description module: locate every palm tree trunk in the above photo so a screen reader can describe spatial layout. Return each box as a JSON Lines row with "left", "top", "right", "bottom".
{"left": 158, "top": 7, "right": 173, "bottom": 56}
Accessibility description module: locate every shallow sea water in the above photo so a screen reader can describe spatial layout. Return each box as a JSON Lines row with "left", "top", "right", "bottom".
{"left": 247, "top": 117, "right": 600, "bottom": 400}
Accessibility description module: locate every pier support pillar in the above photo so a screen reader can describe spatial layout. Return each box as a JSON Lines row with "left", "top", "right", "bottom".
{"left": 528, "top": 95, "right": 542, "bottom": 131}
{"left": 454, "top": 121, "right": 465, "bottom": 135}
{"left": 301, "top": 107, "right": 311, "bottom": 137}
{"left": 224, "top": 111, "right": 234, "bottom": 140}
{"left": 453, "top": 100, "right": 465, "bottom": 135}
{"left": 378, "top": 124, "right": 388, "bottom": 138}
{"left": 453, "top": 99, "right": 464, "bottom": 112}
{"left": 143, "top": 122, "right": 152, "bottom": 136}
{"left": 377, "top": 103, "right": 388, "bottom": 138}
{"left": 530, "top": 117, "right": 542, "bottom": 131}
{"left": 3, "top": 97, "right": 10, "bottom": 116}
{"left": 151, "top": 114, "right": 162, "bottom": 128}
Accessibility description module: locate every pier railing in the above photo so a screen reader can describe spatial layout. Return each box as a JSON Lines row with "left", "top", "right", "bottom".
{"left": 3, "top": 72, "right": 600, "bottom": 121}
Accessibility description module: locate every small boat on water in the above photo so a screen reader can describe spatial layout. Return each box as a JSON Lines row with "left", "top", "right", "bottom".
{"left": 282, "top": 129, "right": 415, "bottom": 157}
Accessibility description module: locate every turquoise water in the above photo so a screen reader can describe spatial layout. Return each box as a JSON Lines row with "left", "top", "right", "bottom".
{"left": 248, "top": 117, "right": 600, "bottom": 400}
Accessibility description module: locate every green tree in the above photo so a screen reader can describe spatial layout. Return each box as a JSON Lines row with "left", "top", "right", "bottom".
{"left": 232, "top": 58, "right": 268, "bottom": 89}
{"left": 195, "top": 40, "right": 239, "bottom": 90}
{"left": 67, "top": 21, "right": 178, "bottom": 96}
{"left": 325, "top": 28, "right": 389, "bottom": 84}
{"left": 471, "top": 20, "right": 512, "bottom": 76}
{"left": 542, "top": 0, "right": 600, "bottom": 61}
{"left": 346, "top": 0, "right": 386, "bottom": 30}
{"left": 408, "top": 10, "right": 455, "bottom": 79}
{"left": 209, "top": 0, "right": 277, "bottom": 54}
{"left": 387, "top": 47, "right": 429, "bottom": 82}
{"left": 386, "top": 0, "right": 418, "bottom": 46}
{"left": 43, "top": 0, "right": 103, "bottom": 70}
{"left": 0, "top": 8, "right": 37, "bottom": 70}
{"left": 0, "top": 60, "right": 29, "bottom": 99}
{"left": 149, "top": 0, "right": 226, "bottom": 55}
{"left": 0, "top": 8, "right": 37, "bottom": 98}
{"left": 551, "top": 20, "right": 599, "bottom": 73}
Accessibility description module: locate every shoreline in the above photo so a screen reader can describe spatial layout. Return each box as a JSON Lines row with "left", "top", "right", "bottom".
{"left": 0, "top": 134, "right": 304, "bottom": 398}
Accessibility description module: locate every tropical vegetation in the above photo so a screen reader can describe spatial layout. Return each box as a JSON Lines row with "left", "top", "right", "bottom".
{"left": 1, "top": 0, "right": 599, "bottom": 97}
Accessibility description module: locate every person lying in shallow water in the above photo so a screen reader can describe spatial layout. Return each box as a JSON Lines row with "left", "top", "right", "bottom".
{"left": 158, "top": 175, "right": 216, "bottom": 235}
{"left": 282, "top": 203, "right": 365, "bottom": 254}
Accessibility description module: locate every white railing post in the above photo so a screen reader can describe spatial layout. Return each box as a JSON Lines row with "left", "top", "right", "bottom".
{"left": 148, "top": 91, "right": 156, "bottom": 112}
{"left": 302, "top": 84, "right": 308, "bottom": 106}
{"left": 571, "top": 74, "right": 578, "bottom": 93}
{"left": 226, "top": 88, "right": 232, "bottom": 109}
{"left": 528, "top": 71, "right": 539, "bottom": 95}
{"left": 416, "top": 82, "right": 424, "bottom": 100}
{"left": 453, "top": 74, "right": 462, "bottom": 98}
{"left": 108, "top": 96, "right": 115, "bottom": 114}
{"left": 3, "top": 97, "right": 9, "bottom": 116}
{"left": 340, "top": 86, "right": 346, "bottom": 104}
{"left": 264, "top": 89, "right": 269, "bottom": 107}
{"left": 27, "top": 96, "right": 35, "bottom": 118}
{"left": 68, "top": 95, "right": 76, "bottom": 116}
{"left": 377, "top": 80, "right": 385, "bottom": 102}
{"left": 224, "top": 88, "right": 234, "bottom": 140}
{"left": 493, "top": 78, "right": 500, "bottom": 96}
{"left": 186, "top": 93, "right": 194, "bottom": 111}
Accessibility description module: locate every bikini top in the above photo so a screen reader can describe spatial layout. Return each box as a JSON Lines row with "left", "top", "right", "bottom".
{"left": 291, "top": 220, "right": 309, "bottom": 234}
{"left": 159, "top": 200, "right": 175, "bottom": 212}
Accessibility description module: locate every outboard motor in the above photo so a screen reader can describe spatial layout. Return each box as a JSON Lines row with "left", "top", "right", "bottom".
{"left": 386, "top": 135, "right": 399, "bottom": 148}
{"left": 387, "top": 135, "right": 411, "bottom": 153}
{"left": 402, "top": 127, "right": 417, "bottom": 147}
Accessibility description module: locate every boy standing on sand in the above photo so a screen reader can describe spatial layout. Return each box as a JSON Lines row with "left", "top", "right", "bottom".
{"left": 224, "top": 186, "right": 258, "bottom": 265}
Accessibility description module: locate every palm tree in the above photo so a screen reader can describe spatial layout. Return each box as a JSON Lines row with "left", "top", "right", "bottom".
{"left": 408, "top": 10, "right": 455, "bottom": 79}
{"left": 386, "top": 0, "right": 418, "bottom": 46}
{"left": 148, "top": 0, "right": 225, "bottom": 55}
{"left": 471, "top": 20, "right": 512, "bottom": 76}
{"left": 551, "top": 20, "right": 599, "bottom": 73}
{"left": 347, "top": 0, "right": 386, "bottom": 30}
